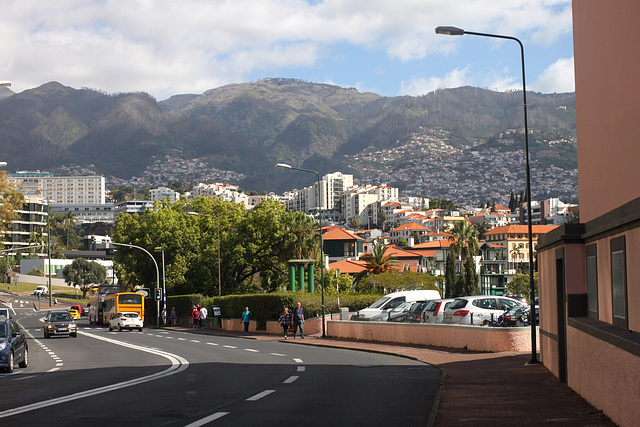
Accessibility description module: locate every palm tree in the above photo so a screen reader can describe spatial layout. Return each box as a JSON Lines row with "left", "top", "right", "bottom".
{"left": 278, "top": 211, "right": 320, "bottom": 262}
{"left": 447, "top": 220, "right": 479, "bottom": 262}
{"left": 61, "top": 211, "right": 76, "bottom": 250}
{"left": 349, "top": 215, "right": 361, "bottom": 230}
{"left": 357, "top": 242, "right": 399, "bottom": 281}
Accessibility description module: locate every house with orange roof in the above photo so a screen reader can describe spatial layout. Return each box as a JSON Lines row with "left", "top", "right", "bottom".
{"left": 322, "top": 226, "right": 366, "bottom": 263}
{"left": 327, "top": 259, "right": 367, "bottom": 275}
{"left": 389, "top": 222, "right": 429, "bottom": 245}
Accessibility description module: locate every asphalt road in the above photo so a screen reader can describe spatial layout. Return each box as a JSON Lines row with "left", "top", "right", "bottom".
{"left": 0, "top": 298, "right": 440, "bottom": 426}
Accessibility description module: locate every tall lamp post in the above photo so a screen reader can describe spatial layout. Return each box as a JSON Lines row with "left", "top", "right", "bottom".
{"left": 186, "top": 212, "right": 222, "bottom": 300}
{"left": 276, "top": 163, "right": 326, "bottom": 338}
{"left": 155, "top": 247, "right": 166, "bottom": 325}
{"left": 436, "top": 26, "right": 538, "bottom": 364}
{"left": 110, "top": 242, "right": 161, "bottom": 326}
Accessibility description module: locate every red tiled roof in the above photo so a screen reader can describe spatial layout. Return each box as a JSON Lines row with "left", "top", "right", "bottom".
{"left": 413, "top": 240, "right": 452, "bottom": 249}
{"left": 391, "top": 222, "right": 428, "bottom": 231}
{"left": 322, "top": 226, "right": 364, "bottom": 241}
{"left": 327, "top": 259, "right": 367, "bottom": 273}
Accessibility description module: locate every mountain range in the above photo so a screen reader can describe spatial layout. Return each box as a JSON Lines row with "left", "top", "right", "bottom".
{"left": 0, "top": 78, "right": 576, "bottom": 195}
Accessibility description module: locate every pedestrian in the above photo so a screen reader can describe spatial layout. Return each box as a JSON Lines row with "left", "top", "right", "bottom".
{"left": 199, "top": 305, "right": 208, "bottom": 329}
{"left": 170, "top": 307, "right": 177, "bottom": 326}
{"left": 293, "top": 302, "right": 304, "bottom": 339}
{"left": 241, "top": 306, "right": 251, "bottom": 335}
{"left": 278, "top": 307, "right": 292, "bottom": 339}
{"left": 54, "top": 297, "right": 58, "bottom": 305}
{"left": 191, "top": 305, "right": 199, "bottom": 328}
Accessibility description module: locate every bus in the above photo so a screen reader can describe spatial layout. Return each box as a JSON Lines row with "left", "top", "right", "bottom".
{"left": 88, "top": 284, "right": 122, "bottom": 324}
{"left": 103, "top": 292, "right": 145, "bottom": 325}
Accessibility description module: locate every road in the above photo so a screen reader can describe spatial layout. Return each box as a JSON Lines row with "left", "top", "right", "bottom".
{"left": 0, "top": 295, "right": 440, "bottom": 426}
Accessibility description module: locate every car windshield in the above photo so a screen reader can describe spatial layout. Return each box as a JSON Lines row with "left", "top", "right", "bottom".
{"left": 52, "top": 313, "right": 71, "bottom": 321}
{"left": 425, "top": 301, "right": 439, "bottom": 312}
{"left": 123, "top": 313, "right": 138, "bottom": 318}
{"left": 369, "top": 296, "right": 391, "bottom": 309}
{"left": 391, "top": 302, "right": 412, "bottom": 312}
{"left": 0, "top": 323, "right": 6, "bottom": 338}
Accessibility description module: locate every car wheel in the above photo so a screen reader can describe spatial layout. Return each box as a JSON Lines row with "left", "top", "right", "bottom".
{"left": 18, "top": 347, "right": 28, "bottom": 368}
{"left": 138, "top": 327, "right": 143, "bottom": 332}
{"left": 118, "top": 324, "right": 122, "bottom": 332}
{"left": 5, "top": 351, "right": 14, "bottom": 373}
{"left": 71, "top": 332, "right": 77, "bottom": 337}
{"left": 108, "top": 324, "right": 112, "bottom": 331}
{"left": 44, "top": 330, "right": 49, "bottom": 339}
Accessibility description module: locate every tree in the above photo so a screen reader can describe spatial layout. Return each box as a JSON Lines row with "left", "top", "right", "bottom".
{"left": 429, "top": 198, "right": 458, "bottom": 210}
{"left": 61, "top": 211, "right": 77, "bottom": 250}
{"left": 357, "top": 242, "right": 399, "bottom": 282}
{"left": 0, "top": 171, "right": 25, "bottom": 240}
{"left": 463, "top": 256, "right": 480, "bottom": 296}
{"left": 444, "top": 252, "right": 457, "bottom": 298}
{"left": 348, "top": 215, "right": 361, "bottom": 230}
{"left": 506, "top": 273, "right": 538, "bottom": 300}
{"left": 448, "top": 221, "right": 479, "bottom": 262}
{"left": 62, "top": 258, "right": 108, "bottom": 298}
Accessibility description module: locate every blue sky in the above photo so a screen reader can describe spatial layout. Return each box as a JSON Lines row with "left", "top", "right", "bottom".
{"left": 1, "top": 0, "right": 574, "bottom": 101}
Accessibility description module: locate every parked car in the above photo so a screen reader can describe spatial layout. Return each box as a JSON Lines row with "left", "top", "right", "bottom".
{"left": 393, "top": 300, "right": 430, "bottom": 323}
{"left": 499, "top": 305, "right": 540, "bottom": 327}
{"left": 109, "top": 312, "right": 143, "bottom": 331}
{"left": 0, "top": 317, "right": 28, "bottom": 372}
{"left": 421, "top": 298, "right": 456, "bottom": 324}
{"left": 43, "top": 310, "right": 78, "bottom": 338}
{"left": 353, "top": 290, "right": 441, "bottom": 321}
{"left": 369, "top": 301, "right": 413, "bottom": 321}
{"left": 443, "top": 296, "right": 524, "bottom": 326}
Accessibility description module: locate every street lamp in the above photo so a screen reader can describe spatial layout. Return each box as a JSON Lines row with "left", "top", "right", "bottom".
{"left": 0, "top": 82, "right": 11, "bottom": 88}
{"left": 276, "top": 163, "right": 326, "bottom": 337}
{"left": 186, "top": 211, "right": 222, "bottom": 300}
{"left": 436, "top": 26, "right": 538, "bottom": 364}
{"left": 155, "top": 247, "right": 166, "bottom": 325}
{"left": 110, "top": 242, "right": 161, "bottom": 326}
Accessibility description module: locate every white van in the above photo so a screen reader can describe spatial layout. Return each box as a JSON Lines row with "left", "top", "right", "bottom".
{"left": 354, "top": 289, "right": 441, "bottom": 321}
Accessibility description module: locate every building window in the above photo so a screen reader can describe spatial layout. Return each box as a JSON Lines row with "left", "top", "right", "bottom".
{"left": 610, "top": 236, "right": 627, "bottom": 329}
{"left": 586, "top": 244, "right": 598, "bottom": 318}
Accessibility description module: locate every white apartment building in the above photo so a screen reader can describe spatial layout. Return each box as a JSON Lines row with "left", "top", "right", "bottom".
{"left": 282, "top": 172, "right": 353, "bottom": 223}
{"left": 150, "top": 187, "right": 180, "bottom": 203}
{"left": 8, "top": 171, "right": 106, "bottom": 204}
{"left": 2, "top": 195, "right": 47, "bottom": 254}
{"left": 342, "top": 185, "right": 399, "bottom": 226}
{"left": 510, "top": 197, "right": 578, "bottom": 225}
{"left": 51, "top": 203, "right": 115, "bottom": 224}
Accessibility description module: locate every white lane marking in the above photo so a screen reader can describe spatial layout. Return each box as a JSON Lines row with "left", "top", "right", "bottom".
{"left": 293, "top": 358, "right": 303, "bottom": 363}
{"left": 190, "top": 340, "right": 200, "bottom": 343}
{"left": 244, "top": 348, "right": 259, "bottom": 353}
{"left": 297, "top": 366, "right": 305, "bottom": 372}
{"left": 178, "top": 337, "right": 187, "bottom": 341}
{"left": 184, "top": 412, "right": 230, "bottom": 427}
{"left": 283, "top": 376, "right": 299, "bottom": 384}
{"left": 246, "top": 390, "right": 276, "bottom": 401}
{"left": 48, "top": 368, "right": 60, "bottom": 372}
{"left": 206, "top": 342, "right": 218, "bottom": 346}
{"left": 223, "top": 345, "right": 236, "bottom": 349}
{"left": 165, "top": 336, "right": 174, "bottom": 339}
{"left": 21, "top": 327, "right": 62, "bottom": 372}
{"left": 270, "top": 353, "right": 285, "bottom": 357}
{"left": 0, "top": 331, "right": 189, "bottom": 419}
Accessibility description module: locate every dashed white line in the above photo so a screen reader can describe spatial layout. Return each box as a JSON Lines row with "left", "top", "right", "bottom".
{"left": 293, "top": 358, "right": 304, "bottom": 363}
{"left": 246, "top": 390, "right": 276, "bottom": 401}
{"left": 283, "top": 376, "right": 299, "bottom": 384}
{"left": 270, "top": 352, "right": 285, "bottom": 357}
{"left": 206, "top": 342, "right": 219, "bottom": 346}
{"left": 184, "top": 412, "right": 230, "bottom": 426}
{"left": 190, "top": 340, "right": 200, "bottom": 343}
{"left": 244, "top": 348, "right": 259, "bottom": 353}
{"left": 223, "top": 345, "right": 237, "bottom": 349}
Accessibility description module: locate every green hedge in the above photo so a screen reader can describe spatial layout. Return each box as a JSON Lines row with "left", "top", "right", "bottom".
{"left": 152, "top": 292, "right": 384, "bottom": 329}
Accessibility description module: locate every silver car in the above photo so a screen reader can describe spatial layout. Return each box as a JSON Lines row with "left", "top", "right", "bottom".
{"left": 43, "top": 310, "right": 78, "bottom": 338}
{"left": 421, "top": 298, "right": 455, "bottom": 324}
{"left": 443, "top": 296, "right": 524, "bottom": 326}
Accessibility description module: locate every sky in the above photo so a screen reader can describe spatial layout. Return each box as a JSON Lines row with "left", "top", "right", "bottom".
{"left": 0, "top": 0, "right": 575, "bottom": 101}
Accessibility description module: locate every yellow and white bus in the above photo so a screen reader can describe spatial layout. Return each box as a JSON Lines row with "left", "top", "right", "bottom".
{"left": 103, "top": 292, "right": 145, "bottom": 325}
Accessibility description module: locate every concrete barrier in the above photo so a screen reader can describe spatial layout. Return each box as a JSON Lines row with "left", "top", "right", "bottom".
{"left": 327, "top": 320, "right": 539, "bottom": 352}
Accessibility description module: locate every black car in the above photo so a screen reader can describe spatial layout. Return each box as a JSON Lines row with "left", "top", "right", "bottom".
{"left": 499, "top": 305, "right": 539, "bottom": 327}
{"left": 389, "top": 300, "right": 429, "bottom": 323}
{"left": 0, "top": 317, "right": 28, "bottom": 372}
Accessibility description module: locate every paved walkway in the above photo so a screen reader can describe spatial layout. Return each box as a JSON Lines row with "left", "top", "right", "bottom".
{"left": 166, "top": 326, "right": 615, "bottom": 426}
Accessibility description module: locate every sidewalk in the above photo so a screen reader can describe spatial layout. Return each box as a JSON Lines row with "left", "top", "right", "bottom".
{"left": 166, "top": 325, "right": 615, "bottom": 426}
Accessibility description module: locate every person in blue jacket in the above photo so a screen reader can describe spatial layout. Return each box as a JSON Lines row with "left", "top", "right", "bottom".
{"left": 241, "top": 307, "right": 251, "bottom": 335}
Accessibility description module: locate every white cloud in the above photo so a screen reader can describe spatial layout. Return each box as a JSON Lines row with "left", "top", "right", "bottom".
{"left": 529, "top": 57, "right": 575, "bottom": 93}
{"left": 0, "top": 0, "right": 575, "bottom": 99}
{"left": 400, "top": 67, "right": 471, "bottom": 96}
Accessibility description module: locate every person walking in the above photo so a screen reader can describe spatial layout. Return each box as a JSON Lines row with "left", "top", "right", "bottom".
{"left": 191, "top": 306, "right": 199, "bottom": 328}
{"left": 170, "top": 307, "right": 177, "bottom": 326}
{"left": 241, "top": 306, "right": 251, "bottom": 335}
{"left": 293, "top": 302, "right": 304, "bottom": 339}
{"left": 199, "top": 305, "right": 208, "bottom": 329}
{"left": 278, "top": 307, "right": 292, "bottom": 339}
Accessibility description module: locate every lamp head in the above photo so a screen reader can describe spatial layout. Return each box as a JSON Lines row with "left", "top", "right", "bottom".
{"left": 435, "top": 26, "right": 465, "bottom": 36}
{"left": 275, "top": 163, "right": 292, "bottom": 170}
{"left": 186, "top": 211, "right": 199, "bottom": 216}
{"left": 0, "top": 81, "right": 11, "bottom": 87}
